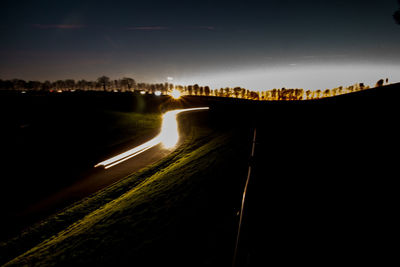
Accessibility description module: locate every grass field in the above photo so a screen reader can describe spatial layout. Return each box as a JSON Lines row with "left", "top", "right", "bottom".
{"left": 0, "top": 110, "right": 251, "bottom": 266}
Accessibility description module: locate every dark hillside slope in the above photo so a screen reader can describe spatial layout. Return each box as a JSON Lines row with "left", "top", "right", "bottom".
{"left": 236, "top": 83, "right": 399, "bottom": 266}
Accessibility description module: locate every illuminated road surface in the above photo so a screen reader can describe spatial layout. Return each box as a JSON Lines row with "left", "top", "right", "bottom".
{"left": 95, "top": 107, "right": 209, "bottom": 169}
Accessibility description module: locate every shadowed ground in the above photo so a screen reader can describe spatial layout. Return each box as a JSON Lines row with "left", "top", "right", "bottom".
{"left": 1, "top": 84, "right": 398, "bottom": 266}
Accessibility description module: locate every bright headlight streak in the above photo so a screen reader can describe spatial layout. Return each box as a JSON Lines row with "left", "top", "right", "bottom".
{"left": 101, "top": 144, "right": 158, "bottom": 169}
{"left": 159, "top": 110, "right": 180, "bottom": 148}
{"left": 94, "top": 107, "right": 209, "bottom": 169}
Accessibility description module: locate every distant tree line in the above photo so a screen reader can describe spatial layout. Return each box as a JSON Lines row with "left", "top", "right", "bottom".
{"left": 0, "top": 76, "right": 390, "bottom": 101}
{"left": 0, "top": 77, "right": 138, "bottom": 92}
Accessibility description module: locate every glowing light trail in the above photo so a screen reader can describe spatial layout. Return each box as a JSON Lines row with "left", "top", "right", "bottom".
{"left": 95, "top": 107, "right": 209, "bottom": 169}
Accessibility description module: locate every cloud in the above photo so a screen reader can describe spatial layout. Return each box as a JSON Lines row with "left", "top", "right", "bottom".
{"left": 191, "top": 26, "right": 215, "bottom": 30}
{"left": 126, "top": 26, "right": 169, "bottom": 31}
{"left": 33, "top": 24, "right": 85, "bottom": 29}
{"left": 302, "top": 54, "right": 347, "bottom": 59}
{"left": 126, "top": 26, "right": 216, "bottom": 31}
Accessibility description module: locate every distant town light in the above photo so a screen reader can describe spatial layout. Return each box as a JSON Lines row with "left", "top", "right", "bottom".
{"left": 140, "top": 91, "right": 146, "bottom": 95}
{"left": 171, "top": 89, "right": 181, "bottom": 99}
{"left": 155, "top": 91, "right": 162, "bottom": 96}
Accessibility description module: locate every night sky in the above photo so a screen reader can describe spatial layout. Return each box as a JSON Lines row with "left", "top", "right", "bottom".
{"left": 1, "top": 0, "right": 399, "bottom": 90}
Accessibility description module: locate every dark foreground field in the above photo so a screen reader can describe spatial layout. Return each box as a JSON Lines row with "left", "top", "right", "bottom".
{"left": 0, "top": 84, "right": 398, "bottom": 266}
{"left": 0, "top": 91, "right": 169, "bottom": 239}
{"left": 233, "top": 84, "right": 399, "bottom": 266}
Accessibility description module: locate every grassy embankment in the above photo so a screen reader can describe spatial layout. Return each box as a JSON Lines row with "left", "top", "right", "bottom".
{"left": 96, "top": 110, "right": 162, "bottom": 150}
{"left": 1, "top": 111, "right": 250, "bottom": 266}
{"left": 0, "top": 106, "right": 163, "bottom": 237}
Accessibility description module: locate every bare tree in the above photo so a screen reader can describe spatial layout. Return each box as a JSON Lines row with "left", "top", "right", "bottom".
{"left": 42, "top": 80, "right": 51, "bottom": 91}
{"left": 54, "top": 80, "right": 65, "bottom": 91}
{"left": 77, "top": 80, "right": 88, "bottom": 90}
{"left": 12, "top": 79, "right": 26, "bottom": 91}
{"left": 97, "top": 76, "right": 110, "bottom": 91}
{"left": 64, "top": 79, "right": 75, "bottom": 91}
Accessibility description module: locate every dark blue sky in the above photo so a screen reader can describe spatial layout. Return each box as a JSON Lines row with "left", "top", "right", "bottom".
{"left": 1, "top": 0, "right": 399, "bottom": 90}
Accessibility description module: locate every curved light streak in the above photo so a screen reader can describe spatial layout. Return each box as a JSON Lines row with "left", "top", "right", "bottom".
{"left": 95, "top": 107, "right": 209, "bottom": 169}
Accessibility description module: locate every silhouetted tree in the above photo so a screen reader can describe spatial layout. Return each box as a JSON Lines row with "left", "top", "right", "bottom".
{"left": 271, "top": 89, "right": 277, "bottom": 100}
{"left": 150, "top": 84, "right": 156, "bottom": 93}
{"left": 124, "top": 78, "right": 136, "bottom": 91}
{"left": 250, "top": 91, "right": 259, "bottom": 100}
{"left": 188, "top": 85, "right": 193, "bottom": 95}
{"left": 163, "top": 83, "right": 168, "bottom": 93}
{"left": 376, "top": 79, "right": 384, "bottom": 87}
{"left": 54, "top": 80, "right": 65, "bottom": 91}
{"left": 240, "top": 88, "right": 246, "bottom": 99}
{"left": 87, "top": 81, "right": 96, "bottom": 91}
{"left": 12, "top": 79, "right": 26, "bottom": 91}
{"left": 224, "top": 87, "right": 231, "bottom": 97}
{"left": 306, "top": 90, "right": 311, "bottom": 100}
{"left": 204, "top": 86, "right": 210, "bottom": 96}
{"left": 233, "top": 87, "right": 241, "bottom": 98}
{"left": 77, "top": 80, "right": 87, "bottom": 90}
{"left": 193, "top": 84, "right": 199, "bottom": 95}
{"left": 295, "top": 89, "right": 304, "bottom": 100}
{"left": 347, "top": 85, "right": 354, "bottom": 92}
{"left": 217, "top": 88, "right": 223, "bottom": 97}
{"left": 64, "top": 79, "right": 75, "bottom": 90}
{"left": 26, "top": 81, "right": 41, "bottom": 91}
{"left": 41, "top": 80, "right": 51, "bottom": 91}
{"left": 97, "top": 76, "right": 110, "bottom": 91}
{"left": 260, "top": 91, "right": 265, "bottom": 100}
{"left": 0, "top": 79, "right": 13, "bottom": 90}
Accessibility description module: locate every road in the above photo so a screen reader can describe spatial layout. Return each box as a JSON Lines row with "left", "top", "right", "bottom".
{"left": 16, "top": 107, "right": 209, "bottom": 227}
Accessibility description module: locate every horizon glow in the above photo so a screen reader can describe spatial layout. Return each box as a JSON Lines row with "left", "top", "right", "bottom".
{"left": 171, "top": 63, "right": 400, "bottom": 91}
